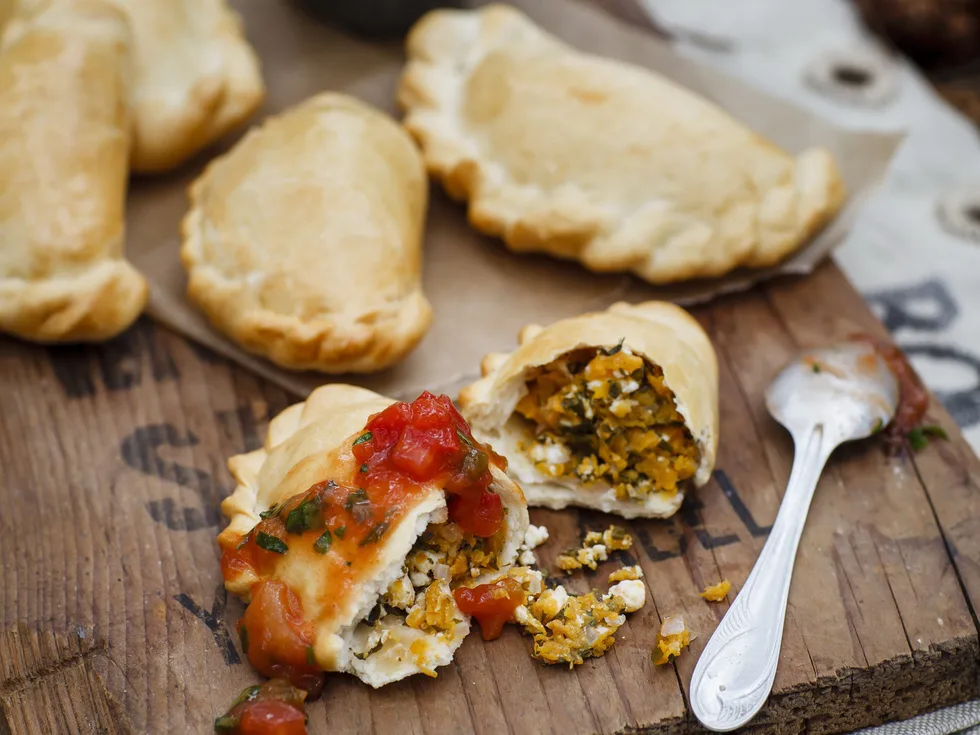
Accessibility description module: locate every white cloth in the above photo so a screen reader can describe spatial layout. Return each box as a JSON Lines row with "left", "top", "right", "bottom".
{"left": 639, "top": 0, "right": 980, "bottom": 453}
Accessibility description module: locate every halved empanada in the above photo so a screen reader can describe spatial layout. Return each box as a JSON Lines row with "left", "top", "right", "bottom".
{"left": 459, "top": 301, "right": 718, "bottom": 518}
{"left": 181, "top": 93, "right": 433, "bottom": 374}
{"left": 0, "top": 0, "right": 148, "bottom": 342}
{"left": 219, "top": 385, "right": 529, "bottom": 688}
{"left": 399, "top": 4, "right": 846, "bottom": 284}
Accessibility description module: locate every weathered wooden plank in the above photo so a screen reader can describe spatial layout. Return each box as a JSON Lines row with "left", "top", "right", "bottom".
{"left": 2, "top": 258, "right": 979, "bottom": 735}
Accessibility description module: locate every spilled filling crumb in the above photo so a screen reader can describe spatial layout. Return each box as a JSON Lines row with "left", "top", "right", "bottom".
{"left": 514, "top": 346, "right": 699, "bottom": 501}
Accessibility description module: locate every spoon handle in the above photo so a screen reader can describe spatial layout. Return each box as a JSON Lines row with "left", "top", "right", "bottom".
{"left": 690, "top": 425, "right": 834, "bottom": 732}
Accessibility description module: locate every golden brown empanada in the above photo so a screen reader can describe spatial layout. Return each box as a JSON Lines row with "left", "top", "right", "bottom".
{"left": 219, "top": 385, "right": 529, "bottom": 687}
{"left": 181, "top": 93, "right": 433, "bottom": 374}
{"left": 12, "top": 0, "right": 265, "bottom": 173}
{"left": 0, "top": 0, "right": 148, "bottom": 342}
{"left": 399, "top": 5, "right": 846, "bottom": 284}
{"left": 459, "top": 301, "right": 718, "bottom": 518}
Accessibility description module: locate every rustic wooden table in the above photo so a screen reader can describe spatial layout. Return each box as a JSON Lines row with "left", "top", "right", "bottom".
{"left": 2, "top": 261, "right": 979, "bottom": 734}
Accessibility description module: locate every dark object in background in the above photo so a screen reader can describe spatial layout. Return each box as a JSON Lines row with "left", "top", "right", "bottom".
{"left": 853, "top": 0, "right": 980, "bottom": 71}
{"left": 296, "top": 0, "right": 465, "bottom": 38}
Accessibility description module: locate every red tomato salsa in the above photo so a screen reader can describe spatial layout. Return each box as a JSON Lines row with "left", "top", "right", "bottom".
{"left": 352, "top": 391, "right": 505, "bottom": 537}
{"left": 238, "top": 580, "right": 324, "bottom": 697}
{"left": 214, "top": 678, "right": 308, "bottom": 735}
{"left": 454, "top": 578, "right": 525, "bottom": 640}
{"left": 851, "top": 334, "right": 932, "bottom": 449}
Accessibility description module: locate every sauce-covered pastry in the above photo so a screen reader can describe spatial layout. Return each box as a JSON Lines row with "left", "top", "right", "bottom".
{"left": 460, "top": 301, "right": 718, "bottom": 518}
{"left": 399, "top": 5, "right": 846, "bottom": 284}
{"left": 182, "top": 93, "right": 432, "bottom": 374}
{"left": 219, "top": 386, "right": 529, "bottom": 689}
{"left": 0, "top": 0, "right": 148, "bottom": 342}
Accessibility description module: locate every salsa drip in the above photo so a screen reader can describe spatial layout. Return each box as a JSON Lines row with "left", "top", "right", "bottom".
{"left": 353, "top": 391, "right": 506, "bottom": 538}
{"left": 214, "top": 678, "right": 308, "bottom": 735}
{"left": 454, "top": 578, "right": 525, "bottom": 640}
{"left": 851, "top": 334, "right": 931, "bottom": 450}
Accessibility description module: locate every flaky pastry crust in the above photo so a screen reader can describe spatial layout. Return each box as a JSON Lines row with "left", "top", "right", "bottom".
{"left": 399, "top": 4, "right": 846, "bottom": 284}
{"left": 0, "top": 1, "right": 147, "bottom": 342}
{"left": 181, "top": 93, "right": 433, "bottom": 374}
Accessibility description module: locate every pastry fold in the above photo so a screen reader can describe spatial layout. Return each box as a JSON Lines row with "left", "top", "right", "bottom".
{"left": 219, "top": 385, "right": 529, "bottom": 688}
{"left": 0, "top": 0, "right": 148, "bottom": 342}
{"left": 399, "top": 4, "right": 846, "bottom": 284}
{"left": 459, "top": 302, "right": 718, "bottom": 518}
{"left": 181, "top": 93, "right": 433, "bottom": 374}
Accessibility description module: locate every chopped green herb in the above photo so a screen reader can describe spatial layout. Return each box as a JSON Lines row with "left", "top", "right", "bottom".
{"left": 344, "top": 488, "right": 368, "bottom": 509}
{"left": 601, "top": 338, "right": 625, "bottom": 356}
{"left": 345, "top": 489, "right": 372, "bottom": 524}
{"left": 812, "top": 363, "right": 821, "bottom": 373}
{"left": 255, "top": 532, "right": 288, "bottom": 554}
{"left": 360, "top": 464, "right": 369, "bottom": 473}
{"left": 285, "top": 494, "right": 323, "bottom": 534}
{"left": 907, "top": 427, "right": 928, "bottom": 451}
{"left": 346, "top": 561, "right": 352, "bottom": 567}
{"left": 312, "top": 529, "right": 332, "bottom": 554}
{"left": 907, "top": 424, "right": 948, "bottom": 451}
{"left": 353, "top": 431, "right": 373, "bottom": 446}
{"left": 213, "top": 714, "right": 239, "bottom": 733}
{"left": 456, "top": 428, "right": 474, "bottom": 447}
{"left": 335, "top": 525, "right": 346, "bottom": 539}
{"left": 872, "top": 418, "right": 884, "bottom": 434}
{"left": 259, "top": 501, "right": 284, "bottom": 520}
{"left": 239, "top": 626, "right": 249, "bottom": 654}
{"left": 306, "top": 646, "right": 316, "bottom": 665}
{"left": 360, "top": 521, "right": 390, "bottom": 546}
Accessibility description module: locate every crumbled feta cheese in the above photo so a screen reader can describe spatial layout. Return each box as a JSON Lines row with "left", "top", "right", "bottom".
{"left": 531, "top": 586, "right": 569, "bottom": 620}
{"left": 384, "top": 574, "right": 416, "bottom": 610}
{"left": 609, "top": 398, "right": 635, "bottom": 418}
{"left": 519, "top": 549, "right": 537, "bottom": 566}
{"left": 618, "top": 379, "right": 639, "bottom": 394}
{"left": 608, "top": 580, "right": 646, "bottom": 612}
{"left": 524, "top": 524, "right": 550, "bottom": 549}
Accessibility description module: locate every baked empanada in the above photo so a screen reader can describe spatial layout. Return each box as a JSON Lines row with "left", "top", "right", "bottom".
{"left": 219, "top": 386, "right": 529, "bottom": 688}
{"left": 459, "top": 301, "right": 718, "bottom": 518}
{"left": 399, "top": 5, "right": 846, "bottom": 284}
{"left": 0, "top": 0, "right": 148, "bottom": 342}
{"left": 181, "top": 93, "right": 433, "bottom": 374}
{"left": 12, "top": 0, "right": 265, "bottom": 173}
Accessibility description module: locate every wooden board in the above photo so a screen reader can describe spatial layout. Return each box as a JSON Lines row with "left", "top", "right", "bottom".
{"left": 2, "top": 260, "right": 980, "bottom": 734}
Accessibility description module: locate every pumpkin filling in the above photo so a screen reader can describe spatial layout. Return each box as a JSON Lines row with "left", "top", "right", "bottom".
{"left": 514, "top": 346, "right": 699, "bottom": 501}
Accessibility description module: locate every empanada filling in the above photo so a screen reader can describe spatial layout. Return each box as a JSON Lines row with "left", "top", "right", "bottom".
{"left": 514, "top": 346, "right": 699, "bottom": 500}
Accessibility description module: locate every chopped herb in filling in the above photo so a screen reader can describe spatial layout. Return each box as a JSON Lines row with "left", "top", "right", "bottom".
{"left": 514, "top": 347, "right": 700, "bottom": 500}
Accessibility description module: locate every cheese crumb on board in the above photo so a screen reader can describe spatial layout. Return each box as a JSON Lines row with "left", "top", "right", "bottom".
{"left": 608, "top": 565, "right": 643, "bottom": 583}
{"left": 651, "top": 614, "right": 693, "bottom": 665}
{"left": 700, "top": 579, "right": 731, "bottom": 602}
{"left": 556, "top": 525, "right": 632, "bottom": 571}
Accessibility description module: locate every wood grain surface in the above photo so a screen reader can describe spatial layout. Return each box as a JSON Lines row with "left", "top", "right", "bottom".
{"left": 2, "top": 260, "right": 979, "bottom": 735}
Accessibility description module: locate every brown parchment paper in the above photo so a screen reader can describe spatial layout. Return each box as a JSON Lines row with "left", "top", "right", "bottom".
{"left": 126, "top": 0, "right": 903, "bottom": 401}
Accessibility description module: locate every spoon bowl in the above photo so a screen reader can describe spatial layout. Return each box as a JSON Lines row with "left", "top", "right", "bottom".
{"left": 690, "top": 340, "right": 899, "bottom": 732}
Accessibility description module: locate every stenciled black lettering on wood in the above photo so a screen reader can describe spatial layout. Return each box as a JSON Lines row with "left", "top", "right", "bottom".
{"left": 631, "top": 525, "right": 680, "bottom": 562}
{"left": 120, "top": 423, "right": 224, "bottom": 531}
{"left": 714, "top": 469, "right": 772, "bottom": 538}
{"left": 174, "top": 584, "right": 241, "bottom": 665}
{"left": 216, "top": 404, "right": 277, "bottom": 454}
{"left": 681, "top": 496, "right": 739, "bottom": 550}
{"left": 47, "top": 319, "right": 179, "bottom": 398}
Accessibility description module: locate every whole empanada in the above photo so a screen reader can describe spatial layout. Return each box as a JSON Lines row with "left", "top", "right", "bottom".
{"left": 181, "top": 93, "right": 433, "bottom": 374}
{"left": 459, "top": 301, "right": 718, "bottom": 518}
{"left": 12, "top": 0, "right": 265, "bottom": 173}
{"left": 0, "top": 0, "right": 148, "bottom": 342}
{"left": 399, "top": 5, "right": 846, "bottom": 284}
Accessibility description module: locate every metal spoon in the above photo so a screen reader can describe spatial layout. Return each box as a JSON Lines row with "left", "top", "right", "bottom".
{"left": 690, "top": 341, "right": 899, "bottom": 732}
